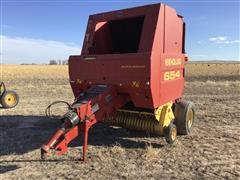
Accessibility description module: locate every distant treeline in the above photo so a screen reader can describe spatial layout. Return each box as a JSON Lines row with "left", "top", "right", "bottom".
{"left": 49, "top": 60, "right": 68, "bottom": 65}
{"left": 21, "top": 60, "right": 68, "bottom": 65}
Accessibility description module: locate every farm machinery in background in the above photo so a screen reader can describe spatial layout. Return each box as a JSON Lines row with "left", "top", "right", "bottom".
{"left": 41, "top": 3, "right": 195, "bottom": 161}
{"left": 0, "top": 82, "right": 19, "bottom": 108}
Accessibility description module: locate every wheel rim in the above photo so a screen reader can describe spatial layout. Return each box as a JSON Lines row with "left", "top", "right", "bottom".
{"left": 187, "top": 109, "right": 193, "bottom": 129}
{"left": 171, "top": 127, "right": 177, "bottom": 141}
{"left": 4, "top": 93, "right": 17, "bottom": 107}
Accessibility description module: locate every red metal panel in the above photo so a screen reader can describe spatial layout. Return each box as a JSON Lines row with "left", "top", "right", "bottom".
{"left": 164, "top": 6, "right": 183, "bottom": 54}
{"left": 69, "top": 53, "right": 153, "bottom": 108}
{"left": 69, "top": 3, "right": 186, "bottom": 109}
{"left": 159, "top": 53, "right": 185, "bottom": 105}
{"left": 81, "top": 4, "right": 160, "bottom": 55}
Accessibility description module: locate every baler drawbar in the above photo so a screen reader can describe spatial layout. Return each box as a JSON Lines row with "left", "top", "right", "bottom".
{"left": 41, "top": 85, "right": 129, "bottom": 161}
{"left": 41, "top": 3, "right": 195, "bottom": 161}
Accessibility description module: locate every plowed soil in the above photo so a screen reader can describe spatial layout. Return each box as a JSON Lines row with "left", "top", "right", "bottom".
{"left": 0, "top": 64, "right": 239, "bottom": 179}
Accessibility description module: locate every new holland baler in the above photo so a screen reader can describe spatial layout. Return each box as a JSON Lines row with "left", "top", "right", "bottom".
{"left": 41, "top": 3, "right": 195, "bottom": 161}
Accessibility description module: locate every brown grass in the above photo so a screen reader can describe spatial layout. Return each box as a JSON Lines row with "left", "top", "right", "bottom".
{"left": 2, "top": 63, "right": 239, "bottom": 81}
{"left": 2, "top": 65, "right": 68, "bottom": 80}
{"left": 142, "top": 144, "right": 161, "bottom": 161}
{"left": 110, "top": 143, "right": 126, "bottom": 158}
{"left": 185, "top": 63, "right": 240, "bottom": 77}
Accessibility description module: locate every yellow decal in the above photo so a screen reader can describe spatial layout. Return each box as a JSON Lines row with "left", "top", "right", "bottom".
{"left": 76, "top": 79, "right": 82, "bottom": 84}
{"left": 121, "top": 65, "right": 145, "bottom": 69}
{"left": 165, "top": 58, "right": 182, "bottom": 66}
{"left": 132, "top": 81, "right": 140, "bottom": 88}
{"left": 164, "top": 70, "right": 180, "bottom": 81}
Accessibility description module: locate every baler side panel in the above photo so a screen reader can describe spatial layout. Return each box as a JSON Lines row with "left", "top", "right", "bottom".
{"left": 69, "top": 54, "right": 154, "bottom": 108}
{"left": 158, "top": 5, "right": 185, "bottom": 105}
{"left": 159, "top": 54, "right": 185, "bottom": 104}
{"left": 70, "top": 3, "right": 186, "bottom": 109}
{"left": 149, "top": 4, "right": 165, "bottom": 108}
{"left": 164, "top": 6, "right": 183, "bottom": 53}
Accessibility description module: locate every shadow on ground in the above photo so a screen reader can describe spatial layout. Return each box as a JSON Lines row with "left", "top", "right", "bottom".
{"left": 0, "top": 115, "right": 164, "bottom": 157}
{"left": 0, "top": 165, "right": 20, "bottom": 174}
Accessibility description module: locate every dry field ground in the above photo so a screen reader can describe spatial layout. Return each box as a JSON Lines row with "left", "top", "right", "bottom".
{"left": 0, "top": 63, "right": 240, "bottom": 179}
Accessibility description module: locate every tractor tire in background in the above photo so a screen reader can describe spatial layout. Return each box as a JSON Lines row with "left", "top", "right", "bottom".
{"left": 173, "top": 100, "right": 195, "bottom": 135}
{"left": 0, "top": 91, "right": 19, "bottom": 108}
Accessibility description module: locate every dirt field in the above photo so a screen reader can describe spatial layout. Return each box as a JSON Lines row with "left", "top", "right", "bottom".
{"left": 0, "top": 64, "right": 240, "bottom": 179}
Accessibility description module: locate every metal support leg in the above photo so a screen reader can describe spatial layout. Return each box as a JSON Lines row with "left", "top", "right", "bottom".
{"left": 82, "top": 122, "right": 90, "bottom": 161}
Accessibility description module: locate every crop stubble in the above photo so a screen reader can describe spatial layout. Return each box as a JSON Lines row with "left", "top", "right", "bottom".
{"left": 0, "top": 64, "right": 239, "bottom": 179}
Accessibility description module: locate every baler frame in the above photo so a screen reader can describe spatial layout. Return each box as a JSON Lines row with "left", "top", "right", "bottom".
{"left": 41, "top": 85, "right": 178, "bottom": 161}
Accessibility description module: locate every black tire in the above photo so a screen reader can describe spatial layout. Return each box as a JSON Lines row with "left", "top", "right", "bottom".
{"left": 164, "top": 123, "right": 177, "bottom": 144}
{"left": 173, "top": 100, "right": 195, "bottom": 135}
{"left": 0, "top": 90, "right": 19, "bottom": 108}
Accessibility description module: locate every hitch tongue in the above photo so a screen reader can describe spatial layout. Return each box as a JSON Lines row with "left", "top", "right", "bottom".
{"left": 41, "top": 85, "right": 124, "bottom": 161}
{"left": 41, "top": 128, "right": 65, "bottom": 159}
{"left": 41, "top": 110, "right": 81, "bottom": 159}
